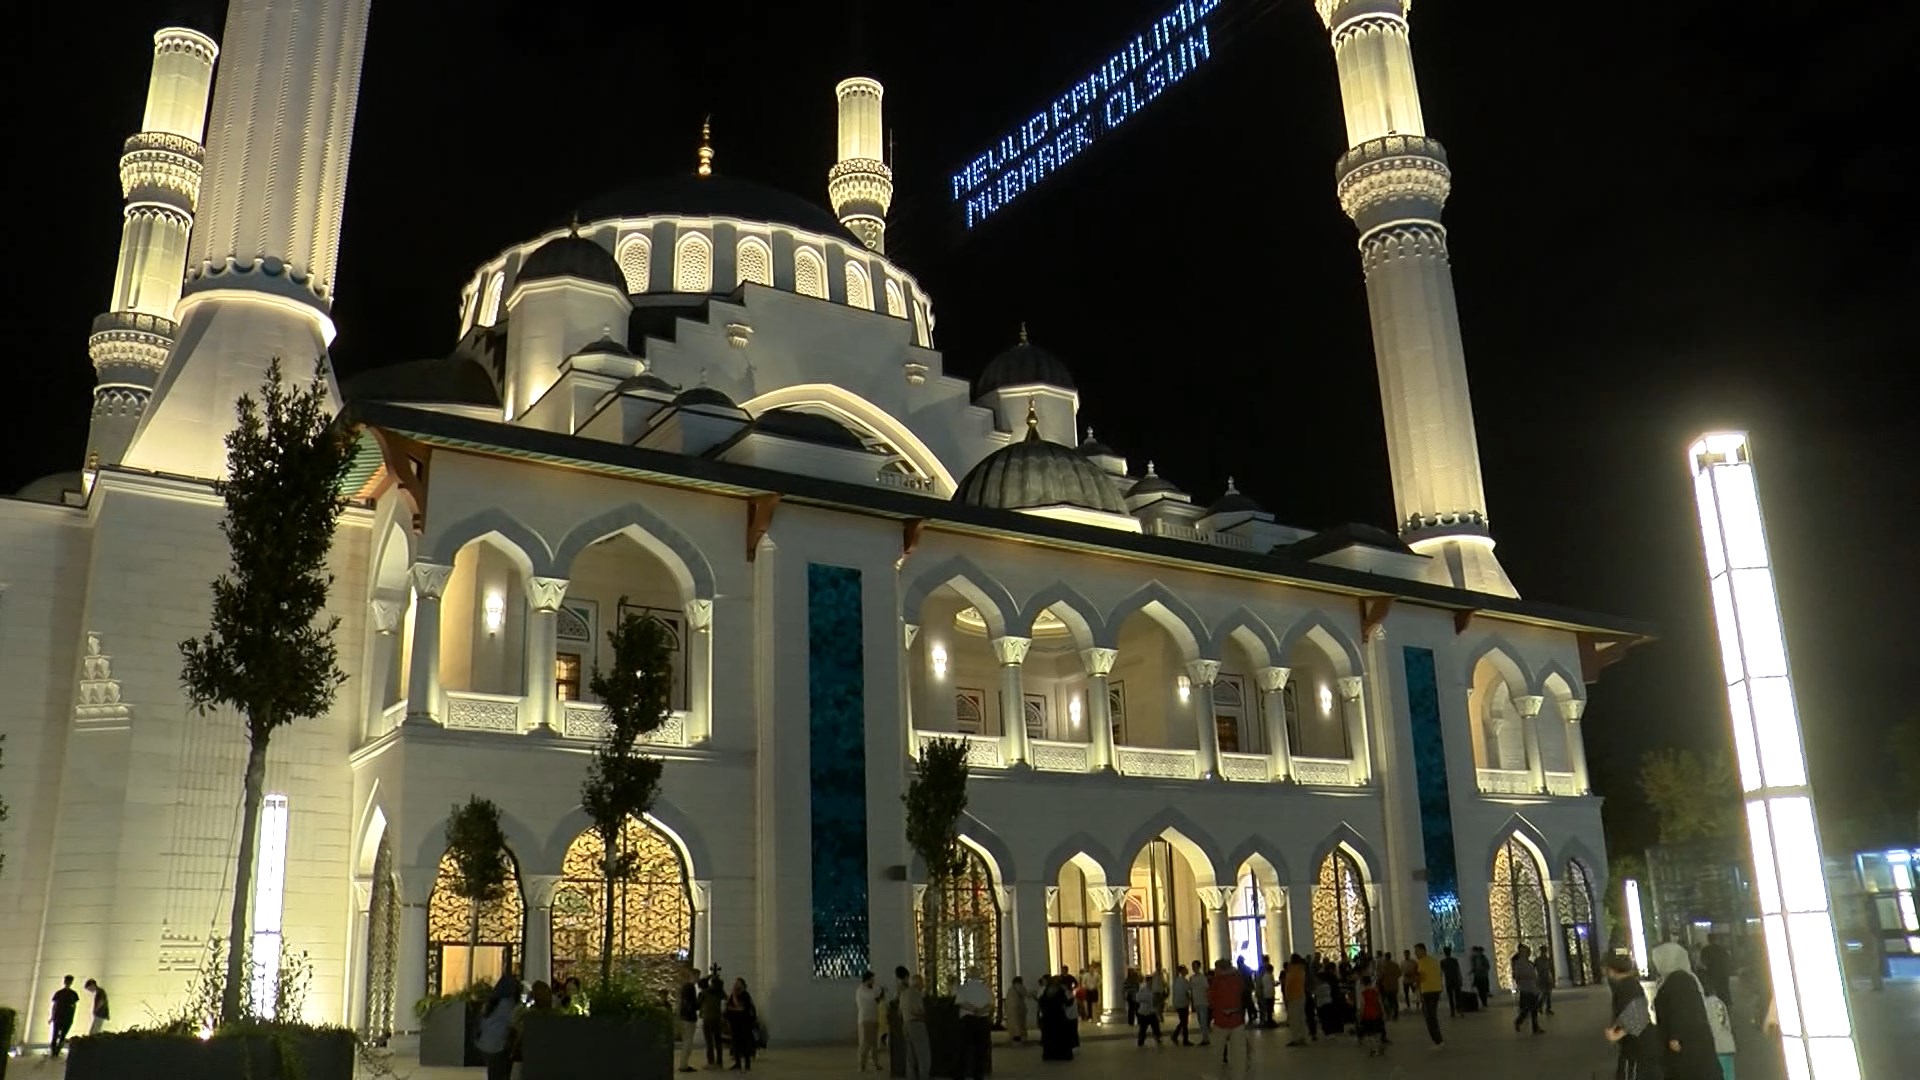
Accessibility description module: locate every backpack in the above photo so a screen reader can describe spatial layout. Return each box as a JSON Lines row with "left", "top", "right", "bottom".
{"left": 1704, "top": 991, "right": 1736, "bottom": 1055}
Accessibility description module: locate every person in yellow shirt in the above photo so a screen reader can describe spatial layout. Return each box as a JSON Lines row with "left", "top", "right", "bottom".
{"left": 1414, "top": 944, "right": 1446, "bottom": 1048}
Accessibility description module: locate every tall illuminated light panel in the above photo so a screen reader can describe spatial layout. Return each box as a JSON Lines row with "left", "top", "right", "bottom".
{"left": 1317, "top": 0, "right": 1515, "bottom": 597}
{"left": 123, "top": 0, "right": 374, "bottom": 480}
{"left": 85, "top": 28, "right": 218, "bottom": 471}
{"left": 829, "top": 77, "right": 893, "bottom": 253}
{"left": 1690, "top": 432, "right": 1862, "bottom": 1080}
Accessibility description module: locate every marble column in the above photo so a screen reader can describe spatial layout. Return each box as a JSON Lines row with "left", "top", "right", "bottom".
{"left": 1083, "top": 647, "right": 1119, "bottom": 771}
{"left": 1262, "top": 886, "right": 1290, "bottom": 963}
{"left": 685, "top": 599, "right": 714, "bottom": 744}
{"left": 1198, "top": 885, "right": 1234, "bottom": 967}
{"left": 395, "top": 872, "right": 433, "bottom": 1030}
{"left": 1514, "top": 693, "right": 1547, "bottom": 793}
{"left": 1337, "top": 675, "right": 1371, "bottom": 784}
{"left": 1089, "top": 886, "right": 1130, "bottom": 1024}
{"left": 1011, "top": 883, "right": 1050, "bottom": 987}
{"left": 992, "top": 635, "right": 1033, "bottom": 765}
{"left": 1563, "top": 698, "right": 1591, "bottom": 793}
{"left": 1544, "top": 879, "right": 1571, "bottom": 992}
{"left": 522, "top": 874, "right": 560, "bottom": 984}
{"left": 690, "top": 880, "right": 713, "bottom": 972}
{"left": 404, "top": 563, "right": 452, "bottom": 726}
{"left": 1188, "top": 659, "right": 1223, "bottom": 779}
{"left": 902, "top": 623, "right": 920, "bottom": 754}
{"left": 1288, "top": 881, "right": 1316, "bottom": 961}
{"left": 524, "top": 578, "right": 568, "bottom": 735}
{"left": 1257, "top": 666, "right": 1292, "bottom": 781}
{"left": 347, "top": 876, "right": 373, "bottom": 1033}
{"left": 365, "top": 594, "right": 406, "bottom": 737}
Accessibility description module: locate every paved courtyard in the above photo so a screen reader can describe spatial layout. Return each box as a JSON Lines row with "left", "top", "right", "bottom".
{"left": 9, "top": 984, "right": 1915, "bottom": 1079}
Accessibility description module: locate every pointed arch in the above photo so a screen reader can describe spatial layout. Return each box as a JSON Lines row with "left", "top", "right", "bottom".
{"left": 1484, "top": 814, "right": 1555, "bottom": 881}
{"left": 1017, "top": 583, "right": 1108, "bottom": 649}
{"left": 958, "top": 812, "right": 1017, "bottom": 884}
{"left": 540, "top": 798, "right": 710, "bottom": 881}
{"left": 368, "top": 508, "right": 415, "bottom": 599}
{"left": 1040, "top": 832, "right": 1122, "bottom": 886}
{"left": 884, "top": 278, "right": 907, "bottom": 318}
{"left": 1539, "top": 661, "right": 1584, "bottom": 706}
{"left": 1209, "top": 607, "right": 1283, "bottom": 668}
{"left": 1225, "top": 835, "right": 1292, "bottom": 888}
{"left": 741, "top": 383, "right": 958, "bottom": 496}
{"left": 616, "top": 234, "right": 651, "bottom": 293}
{"left": 674, "top": 231, "right": 713, "bottom": 293}
{"left": 1116, "top": 808, "right": 1224, "bottom": 887}
{"left": 793, "top": 245, "right": 827, "bottom": 299}
{"left": 899, "top": 555, "right": 1019, "bottom": 635}
{"left": 425, "top": 508, "right": 553, "bottom": 576}
{"left": 414, "top": 801, "right": 544, "bottom": 877}
{"left": 735, "top": 236, "right": 772, "bottom": 288}
{"left": 1106, "top": 582, "right": 1209, "bottom": 661}
{"left": 1462, "top": 634, "right": 1535, "bottom": 693}
{"left": 1276, "top": 611, "right": 1364, "bottom": 676}
{"left": 548, "top": 502, "right": 717, "bottom": 602}
{"left": 479, "top": 271, "right": 505, "bottom": 327}
{"left": 355, "top": 783, "right": 390, "bottom": 878}
{"left": 1307, "top": 823, "right": 1382, "bottom": 886}
{"left": 1558, "top": 837, "right": 1606, "bottom": 889}
{"left": 843, "top": 260, "right": 873, "bottom": 310}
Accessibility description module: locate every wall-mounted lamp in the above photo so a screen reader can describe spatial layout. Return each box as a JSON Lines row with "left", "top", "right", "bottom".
{"left": 484, "top": 592, "right": 506, "bottom": 635}
{"left": 931, "top": 644, "right": 948, "bottom": 679}
{"left": 1318, "top": 684, "right": 1334, "bottom": 715}
{"left": 1069, "top": 696, "right": 1082, "bottom": 727}
{"left": 1176, "top": 675, "right": 1192, "bottom": 703}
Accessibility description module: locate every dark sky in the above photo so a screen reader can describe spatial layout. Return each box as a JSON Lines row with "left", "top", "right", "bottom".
{"left": 9, "top": 1, "right": 1915, "bottom": 851}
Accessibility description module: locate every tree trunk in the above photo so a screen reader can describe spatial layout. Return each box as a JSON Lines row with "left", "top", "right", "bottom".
{"left": 468, "top": 905, "right": 481, "bottom": 990}
{"left": 923, "top": 882, "right": 942, "bottom": 994}
{"left": 600, "top": 839, "right": 616, "bottom": 987}
{"left": 221, "top": 732, "right": 271, "bottom": 1024}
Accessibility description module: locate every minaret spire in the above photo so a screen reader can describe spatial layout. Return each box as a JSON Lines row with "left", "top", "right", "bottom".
{"left": 829, "top": 76, "right": 893, "bottom": 253}
{"left": 84, "top": 27, "right": 218, "bottom": 471}
{"left": 1318, "top": 0, "right": 1516, "bottom": 597}
{"left": 697, "top": 115, "right": 714, "bottom": 177}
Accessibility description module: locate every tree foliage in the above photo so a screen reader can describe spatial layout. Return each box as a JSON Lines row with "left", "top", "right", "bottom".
{"left": 178, "top": 358, "right": 356, "bottom": 1024}
{"left": 1638, "top": 747, "right": 1742, "bottom": 843}
{"left": 580, "top": 600, "right": 674, "bottom": 985}
{"left": 904, "top": 737, "right": 971, "bottom": 989}
{"left": 445, "top": 797, "right": 512, "bottom": 987}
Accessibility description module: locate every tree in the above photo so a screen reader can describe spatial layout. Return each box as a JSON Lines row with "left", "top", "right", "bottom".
{"left": 1638, "top": 748, "right": 1742, "bottom": 843}
{"left": 444, "top": 797, "right": 512, "bottom": 989}
{"left": 179, "top": 359, "right": 356, "bottom": 1024}
{"left": 580, "top": 600, "right": 674, "bottom": 986}
{"left": 904, "top": 737, "right": 970, "bottom": 992}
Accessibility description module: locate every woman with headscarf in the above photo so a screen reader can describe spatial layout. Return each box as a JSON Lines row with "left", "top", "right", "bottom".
{"left": 1651, "top": 942, "right": 1721, "bottom": 1080}
{"left": 474, "top": 974, "right": 523, "bottom": 1080}
{"left": 1602, "top": 954, "right": 1660, "bottom": 1079}
{"left": 1036, "top": 974, "right": 1075, "bottom": 1060}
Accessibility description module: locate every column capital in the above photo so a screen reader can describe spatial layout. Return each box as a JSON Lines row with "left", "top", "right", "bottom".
{"left": 409, "top": 561, "right": 453, "bottom": 599}
{"left": 1186, "top": 658, "right": 1222, "bottom": 687}
{"left": 521, "top": 874, "right": 562, "bottom": 908}
{"left": 526, "top": 576, "right": 569, "bottom": 612}
{"left": 1336, "top": 674, "right": 1365, "bottom": 702}
{"left": 1562, "top": 698, "right": 1587, "bottom": 721}
{"left": 369, "top": 597, "right": 405, "bottom": 635}
{"left": 1512, "top": 693, "right": 1545, "bottom": 719}
{"left": 690, "top": 879, "right": 713, "bottom": 914}
{"left": 991, "top": 635, "right": 1033, "bottom": 666}
{"left": 1086, "top": 885, "right": 1132, "bottom": 914}
{"left": 352, "top": 875, "right": 374, "bottom": 911}
{"left": 684, "top": 597, "right": 714, "bottom": 632}
{"left": 1260, "top": 885, "right": 1287, "bottom": 911}
{"left": 1081, "top": 646, "right": 1119, "bottom": 676}
{"left": 1256, "top": 665, "right": 1292, "bottom": 693}
{"left": 993, "top": 884, "right": 1016, "bottom": 913}
{"left": 903, "top": 622, "right": 920, "bottom": 651}
{"left": 1196, "top": 885, "right": 1235, "bottom": 912}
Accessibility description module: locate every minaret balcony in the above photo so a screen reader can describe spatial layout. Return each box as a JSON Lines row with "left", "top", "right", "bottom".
{"left": 88, "top": 311, "right": 177, "bottom": 370}
{"left": 120, "top": 131, "right": 203, "bottom": 208}
{"left": 1335, "top": 134, "right": 1452, "bottom": 225}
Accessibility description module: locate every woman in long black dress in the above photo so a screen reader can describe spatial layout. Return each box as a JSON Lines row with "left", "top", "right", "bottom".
{"left": 1602, "top": 954, "right": 1660, "bottom": 1079}
{"left": 724, "top": 977, "right": 759, "bottom": 1071}
{"left": 1651, "top": 943, "right": 1722, "bottom": 1080}
{"left": 1037, "top": 975, "right": 1075, "bottom": 1060}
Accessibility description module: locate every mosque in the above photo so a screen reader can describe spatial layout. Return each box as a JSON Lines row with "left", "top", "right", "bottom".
{"left": 0, "top": 0, "right": 1647, "bottom": 1045}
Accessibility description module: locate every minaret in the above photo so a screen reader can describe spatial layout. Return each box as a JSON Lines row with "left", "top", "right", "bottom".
{"left": 1318, "top": 0, "right": 1517, "bottom": 598}
{"left": 829, "top": 77, "right": 892, "bottom": 253}
{"left": 123, "top": 0, "right": 374, "bottom": 480}
{"left": 85, "top": 27, "right": 218, "bottom": 471}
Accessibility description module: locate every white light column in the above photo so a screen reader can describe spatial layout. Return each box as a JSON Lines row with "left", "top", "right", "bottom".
{"left": 250, "top": 794, "right": 290, "bottom": 1015}
{"left": 525, "top": 577, "right": 568, "bottom": 735}
{"left": 1513, "top": 693, "right": 1547, "bottom": 793}
{"left": 1258, "top": 666, "right": 1293, "bottom": 781}
{"left": 1189, "top": 660, "right": 1224, "bottom": 779}
{"left": 404, "top": 563, "right": 452, "bottom": 726}
{"left": 1083, "top": 648, "right": 1120, "bottom": 772}
{"left": 1624, "top": 878, "right": 1650, "bottom": 977}
{"left": 992, "top": 636, "right": 1033, "bottom": 766}
{"left": 1689, "top": 431, "right": 1862, "bottom": 1080}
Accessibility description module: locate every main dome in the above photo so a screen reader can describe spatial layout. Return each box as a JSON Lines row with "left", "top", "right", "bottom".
{"left": 955, "top": 428, "right": 1128, "bottom": 515}
{"left": 576, "top": 174, "right": 855, "bottom": 241}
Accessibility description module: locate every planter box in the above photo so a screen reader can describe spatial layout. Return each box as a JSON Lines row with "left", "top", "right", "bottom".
{"left": 66, "top": 1028, "right": 354, "bottom": 1080}
{"left": 519, "top": 1011, "right": 674, "bottom": 1080}
{"left": 889, "top": 999, "right": 979, "bottom": 1078}
{"left": 419, "top": 1000, "right": 484, "bottom": 1067}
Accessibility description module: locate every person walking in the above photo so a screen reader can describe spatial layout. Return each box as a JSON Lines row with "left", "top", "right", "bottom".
{"left": 1358, "top": 975, "right": 1388, "bottom": 1056}
{"left": 1169, "top": 964, "right": 1193, "bottom": 1045}
{"left": 1123, "top": 967, "right": 1141, "bottom": 1028}
{"left": 855, "top": 971, "right": 887, "bottom": 1072}
{"left": 1414, "top": 943, "right": 1446, "bottom": 1049}
{"left": 1700, "top": 933, "right": 1734, "bottom": 1013}
{"left": 1538, "top": 942, "right": 1557, "bottom": 1015}
{"left": 1255, "top": 959, "right": 1277, "bottom": 1028}
{"left": 1469, "top": 946, "right": 1492, "bottom": 1008}
{"left": 1401, "top": 950, "right": 1420, "bottom": 1010}
{"left": 1282, "top": 954, "right": 1310, "bottom": 1046}
{"left": 1602, "top": 954, "right": 1660, "bottom": 1080}
{"left": 1376, "top": 952, "right": 1402, "bottom": 1022}
{"left": 1651, "top": 942, "right": 1723, "bottom": 1080}
{"left": 724, "top": 977, "right": 759, "bottom": 1072}
{"left": 700, "top": 969, "right": 728, "bottom": 1068}
{"left": 1004, "top": 975, "right": 1030, "bottom": 1045}
{"left": 1440, "top": 946, "right": 1464, "bottom": 1016}
{"left": 82, "top": 978, "right": 110, "bottom": 1036}
{"left": 900, "top": 973, "right": 933, "bottom": 1080}
{"left": 1207, "top": 959, "right": 1248, "bottom": 1070}
{"left": 1511, "top": 944, "right": 1544, "bottom": 1035}
{"left": 48, "top": 975, "right": 80, "bottom": 1058}
{"left": 678, "top": 964, "right": 702, "bottom": 1073}
{"left": 1132, "top": 976, "right": 1163, "bottom": 1047}
{"left": 1074, "top": 965, "right": 1092, "bottom": 1021}
{"left": 956, "top": 966, "right": 994, "bottom": 1079}
{"left": 1191, "top": 960, "right": 1213, "bottom": 1045}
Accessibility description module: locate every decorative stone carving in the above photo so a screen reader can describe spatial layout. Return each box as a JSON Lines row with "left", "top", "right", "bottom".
{"left": 1045, "top": 885, "right": 1060, "bottom": 914}
{"left": 903, "top": 362, "right": 929, "bottom": 386}
{"left": 1512, "top": 694, "right": 1545, "bottom": 719}
{"left": 1337, "top": 675, "right": 1365, "bottom": 702}
{"left": 993, "top": 885, "right": 1016, "bottom": 913}
{"left": 1256, "top": 666, "right": 1291, "bottom": 693}
{"left": 902, "top": 623, "right": 920, "bottom": 651}
{"left": 1261, "top": 885, "right": 1288, "bottom": 912}
{"left": 690, "top": 880, "right": 713, "bottom": 914}
{"left": 526, "top": 576, "right": 569, "bottom": 612}
{"left": 684, "top": 598, "right": 714, "bottom": 632}
{"left": 409, "top": 562, "right": 453, "bottom": 599}
{"left": 1563, "top": 699, "right": 1587, "bottom": 721}
{"left": 1085, "top": 886, "right": 1132, "bottom": 914}
{"left": 369, "top": 597, "right": 405, "bottom": 634}
{"left": 1186, "top": 659, "right": 1222, "bottom": 687}
{"left": 1081, "top": 647, "right": 1119, "bottom": 677}
{"left": 522, "top": 874, "right": 562, "bottom": 909}
{"left": 1195, "top": 886, "right": 1235, "bottom": 912}
{"left": 75, "top": 631, "right": 132, "bottom": 727}
{"left": 724, "top": 323, "right": 754, "bottom": 349}
{"left": 991, "top": 635, "right": 1033, "bottom": 667}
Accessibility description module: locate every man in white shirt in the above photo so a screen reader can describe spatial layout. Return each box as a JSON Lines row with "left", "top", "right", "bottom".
{"left": 1169, "top": 966, "right": 1193, "bottom": 1045}
{"left": 900, "top": 973, "right": 932, "bottom": 1080}
{"left": 955, "top": 966, "right": 994, "bottom": 1080}
{"left": 856, "top": 970, "right": 888, "bottom": 1071}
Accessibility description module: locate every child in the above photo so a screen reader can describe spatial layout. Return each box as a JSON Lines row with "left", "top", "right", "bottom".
{"left": 1357, "top": 975, "right": 1387, "bottom": 1057}
{"left": 1704, "top": 986, "right": 1737, "bottom": 1079}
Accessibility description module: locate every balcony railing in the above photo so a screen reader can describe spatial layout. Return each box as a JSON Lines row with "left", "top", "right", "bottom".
{"left": 918, "top": 731, "right": 1006, "bottom": 769}
{"left": 1545, "top": 771, "right": 1582, "bottom": 797}
{"left": 558, "top": 701, "right": 688, "bottom": 746}
{"left": 1220, "top": 752, "right": 1271, "bottom": 783}
{"left": 1116, "top": 746, "right": 1200, "bottom": 780}
{"left": 1291, "top": 756, "right": 1360, "bottom": 787}
{"left": 445, "top": 690, "right": 524, "bottom": 733}
{"left": 906, "top": 730, "right": 1369, "bottom": 789}
{"left": 1477, "top": 768, "right": 1536, "bottom": 795}
{"left": 1030, "top": 739, "right": 1091, "bottom": 774}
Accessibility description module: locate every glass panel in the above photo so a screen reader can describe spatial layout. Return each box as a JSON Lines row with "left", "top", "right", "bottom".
{"left": 555, "top": 653, "right": 582, "bottom": 702}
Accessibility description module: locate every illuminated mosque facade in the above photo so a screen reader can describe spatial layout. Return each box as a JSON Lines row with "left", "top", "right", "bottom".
{"left": 0, "top": 0, "right": 1644, "bottom": 1044}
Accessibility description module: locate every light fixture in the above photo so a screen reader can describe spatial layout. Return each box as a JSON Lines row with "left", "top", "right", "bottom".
{"left": 1176, "top": 675, "right": 1191, "bottom": 703}
{"left": 931, "top": 644, "right": 948, "bottom": 679}
{"left": 1689, "top": 431, "right": 1862, "bottom": 1079}
{"left": 484, "top": 591, "right": 505, "bottom": 635}
{"left": 1318, "top": 685, "right": 1333, "bottom": 715}
{"left": 250, "top": 794, "right": 290, "bottom": 1018}
{"left": 1624, "top": 877, "right": 1650, "bottom": 977}
{"left": 1069, "top": 696, "right": 1082, "bottom": 727}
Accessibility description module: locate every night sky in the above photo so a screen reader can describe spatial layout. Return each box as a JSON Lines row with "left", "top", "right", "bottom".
{"left": 8, "top": 1, "right": 1915, "bottom": 852}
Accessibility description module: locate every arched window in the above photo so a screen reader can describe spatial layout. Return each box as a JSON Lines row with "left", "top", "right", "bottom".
{"left": 885, "top": 279, "right": 907, "bottom": 318}
{"left": 844, "top": 261, "right": 873, "bottom": 309}
{"left": 916, "top": 844, "right": 1002, "bottom": 999}
{"left": 674, "top": 233, "right": 713, "bottom": 293}
{"left": 617, "top": 235, "right": 651, "bottom": 293}
{"left": 1489, "top": 834, "right": 1550, "bottom": 989}
{"left": 479, "top": 272, "right": 505, "bottom": 327}
{"left": 363, "top": 829, "right": 399, "bottom": 1042}
{"left": 1312, "top": 847, "right": 1371, "bottom": 960}
{"left": 911, "top": 298, "right": 931, "bottom": 346}
{"left": 736, "top": 237, "right": 772, "bottom": 287}
{"left": 551, "top": 817, "right": 693, "bottom": 999}
{"left": 794, "top": 246, "right": 827, "bottom": 299}
{"left": 426, "top": 848, "right": 524, "bottom": 996}
{"left": 1558, "top": 858, "right": 1599, "bottom": 985}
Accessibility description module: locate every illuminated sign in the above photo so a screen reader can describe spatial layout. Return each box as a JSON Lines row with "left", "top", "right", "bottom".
{"left": 952, "top": 0, "right": 1222, "bottom": 229}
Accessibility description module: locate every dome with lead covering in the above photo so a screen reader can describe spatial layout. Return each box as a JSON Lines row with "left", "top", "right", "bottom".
{"left": 955, "top": 423, "right": 1129, "bottom": 516}
{"left": 517, "top": 233, "right": 624, "bottom": 290}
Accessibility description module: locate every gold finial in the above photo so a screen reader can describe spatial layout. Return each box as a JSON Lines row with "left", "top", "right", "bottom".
{"left": 1018, "top": 321, "right": 1029, "bottom": 345}
{"left": 568, "top": 210, "right": 581, "bottom": 236}
{"left": 697, "top": 115, "right": 714, "bottom": 177}
{"left": 1025, "top": 397, "right": 1040, "bottom": 439}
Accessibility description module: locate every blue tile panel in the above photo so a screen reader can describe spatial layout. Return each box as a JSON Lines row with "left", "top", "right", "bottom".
{"left": 1404, "top": 646, "right": 1463, "bottom": 952}
{"left": 808, "top": 563, "right": 870, "bottom": 978}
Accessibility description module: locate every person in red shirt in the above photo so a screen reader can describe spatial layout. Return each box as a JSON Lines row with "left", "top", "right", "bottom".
{"left": 1358, "top": 975, "right": 1387, "bottom": 1056}
{"left": 1207, "top": 959, "right": 1249, "bottom": 1070}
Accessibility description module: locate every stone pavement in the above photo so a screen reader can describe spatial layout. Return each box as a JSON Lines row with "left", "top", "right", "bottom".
{"left": 9, "top": 983, "right": 1915, "bottom": 1079}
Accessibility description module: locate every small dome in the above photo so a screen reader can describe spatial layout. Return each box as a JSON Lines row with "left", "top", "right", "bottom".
{"left": 613, "top": 373, "right": 676, "bottom": 396}
{"left": 956, "top": 426, "right": 1129, "bottom": 516}
{"left": 974, "top": 325, "right": 1075, "bottom": 398}
{"left": 517, "top": 233, "right": 625, "bottom": 290}
{"left": 1127, "top": 462, "right": 1183, "bottom": 499}
{"left": 570, "top": 334, "right": 633, "bottom": 359}
{"left": 1078, "top": 432, "right": 1118, "bottom": 459}
{"left": 672, "top": 384, "right": 739, "bottom": 410}
{"left": 1206, "top": 477, "right": 1263, "bottom": 516}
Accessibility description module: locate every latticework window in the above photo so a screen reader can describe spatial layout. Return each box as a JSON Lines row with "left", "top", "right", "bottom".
{"left": 617, "top": 235, "right": 651, "bottom": 293}
{"left": 426, "top": 850, "right": 524, "bottom": 997}
{"left": 794, "top": 248, "right": 827, "bottom": 298}
{"left": 1214, "top": 676, "right": 1245, "bottom": 753}
{"left": 885, "top": 279, "right": 907, "bottom": 318}
{"left": 955, "top": 689, "right": 984, "bottom": 735}
{"left": 674, "top": 233, "right": 713, "bottom": 293}
{"left": 1558, "top": 858, "right": 1598, "bottom": 985}
{"left": 1312, "top": 847, "right": 1371, "bottom": 960}
{"left": 479, "top": 272, "right": 504, "bottom": 327}
{"left": 844, "top": 263, "right": 873, "bottom": 309}
{"left": 1489, "top": 835, "right": 1550, "bottom": 989}
{"left": 915, "top": 845, "right": 1001, "bottom": 1001}
{"left": 364, "top": 830, "right": 399, "bottom": 1043}
{"left": 551, "top": 817, "right": 693, "bottom": 1005}
{"left": 736, "top": 238, "right": 772, "bottom": 287}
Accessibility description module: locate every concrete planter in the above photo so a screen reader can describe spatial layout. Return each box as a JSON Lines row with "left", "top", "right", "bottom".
{"left": 890, "top": 998, "right": 976, "bottom": 1078}
{"left": 519, "top": 1011, "right": 674, "bottom": 1080}
{"left": 65, "top": 1028, "right": 355, "bottom": 1080}
{"left": 418, "top": 999, "right": 484, "bottom": 1066}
